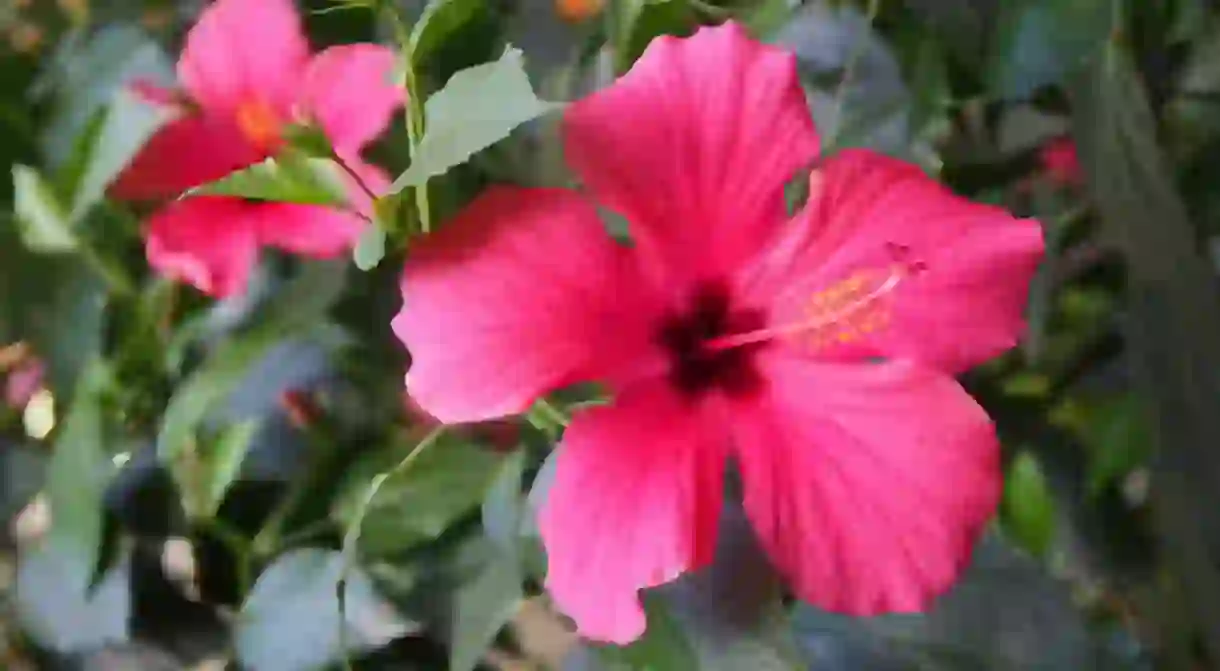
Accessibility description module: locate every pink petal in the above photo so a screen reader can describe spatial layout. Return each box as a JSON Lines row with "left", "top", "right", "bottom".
{"left": 393, "top": 186, "right": 663, "bottom": 423}
{"left": 540, "top": 380, "right": 725, "bottom": 643}
{"left": 177, "top": 0, "right": 309, "bottom": 116}
{"left": 110, "top": 109, "right": 261, "bottom": 201}
{"left": 256, "top": 160, "right": 387, "bottom": 256}
{"left": 731, "top": 354, "right": 1000, "bottom": 615}
{"left": 1040, "top": 137, "right": 1081, "bottom": 185}
{"left": 298, "top": 45, "right": 403, "bottom": 154}
{"left": 563, "top": 21, "right": 818, "bottom": 289}
{"left": 5, "top": 359, "right": 45, "bottom": 409}
{"left": 146, "top": 197, "right": 260, "bottom": 298}
{"left": 739, "top": 149, "right": 1044, "bottom": 373}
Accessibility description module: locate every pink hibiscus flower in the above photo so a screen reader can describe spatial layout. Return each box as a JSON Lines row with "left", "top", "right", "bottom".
{"left": 392, "top": 23, "right": 1044, "bottom": 643}
{"left": 1039, "top": 136, "right": 1082, "bottom": 186}
{"left": 113, "top": 0, "right": 402, "bottom": 297}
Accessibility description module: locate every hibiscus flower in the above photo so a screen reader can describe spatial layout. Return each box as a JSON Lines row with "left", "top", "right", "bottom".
{"left": 113, "top": 0, "right": 402, "bottom": 297}
{"left": 1040, "top": 136, "right": 1082, "bottom": 186}
{"left": 392, "top": 23, "right": 1044, "bottom": 643}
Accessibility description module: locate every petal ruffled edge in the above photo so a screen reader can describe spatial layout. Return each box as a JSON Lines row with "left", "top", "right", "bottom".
{"left": 737, "top": 149, "right": 1044, "bottom": 373}
{"left": 298, "top": 44, "right": 403, "bottom": 154}
{"left": 145, "top": 196, "right": 260, "bottom": 298}
{"left": 540, "top": 380, "right": 726, "bottom": 643}
{"left": 393, "top": 186, "right": 663, "bottom": 424}
{"left": 177, "top": 0, "right": 309, "bottom": 115}
{"left": 731, "top": 354, "right": 1000, "bottom": 615}
{"left": 563, "top": 21, "right": 819, "bottom": 289}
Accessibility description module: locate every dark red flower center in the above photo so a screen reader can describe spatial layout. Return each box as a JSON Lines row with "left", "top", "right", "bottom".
{"left": 656, "top": 282, "right": 767, "bottom": 399}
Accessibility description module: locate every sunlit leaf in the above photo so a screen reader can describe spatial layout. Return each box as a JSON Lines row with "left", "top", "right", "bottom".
{"left": 353, "top": 225, "right": 387, "bottom": 271}
{"left": 188, "top": 151, "right": 350, "bottom": 207}
{"left": 13, "top": 164, "right": 76, "bottom": 254}
{"left": 178, "top": 419, "right": 260, "bottom": 520}
{"left": 388, "top": 48, "right": 559, "bottom": 193}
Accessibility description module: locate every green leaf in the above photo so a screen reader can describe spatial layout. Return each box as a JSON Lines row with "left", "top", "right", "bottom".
{"left": 176, "top": 419, "right": 260, "bottom": 520}
{"left": 36, "top": 26, "right": 174, "bottom": 169}
{"left": 1070, "top": 37, "right": 1220, "bottom": 657}
{"left": 29, "top": 264, "right": 108, "bottom": 398}
{"left": 68, "top": 87, "right": 179, "bottom": 220}
{"left": 44, "top": 360, "right": 113, "bottom": 588}
{"left": 157, "top": 261, "right": 345, "bottom": 467}
{"left": 13, "top": 164, "right": 76, "bottom": 254}
{"left": 481, "top": 448, "right": 526, "bottom": 556}
{"left": 988, "top": 0, "right": 1111, "bottom": 100}
{"left": 792, "top": 535, "right": 1099, "bottom": 670}
{"left": 388, "top": 48, "right": 559, "bottom": 193}
{"left": 611, "top": 0, "right": 697, "bottom": 73}
{"left": 353, "top": 225, "right": 387, "bottom": 271}
{"left": 1001, "top": 451, "right": 1056, "bottom": 558}
{"left": 235, "top": 548, "right": 413, "bottom": 671}
{"left": 449, "top": 550, "right": 523, "bottom": 671}
{"left": 657, "top": 509, "right": 802, "bottom": 671}
{"left": 1079, "top": 395, "right": 1154, "bottom": 495}
{"left": 188, "top": 151, "right": 350, "bottom": 207}
{"left": 409, "top": 0, "right": 487, "bottom": 66}
{"left": 14, "top": 545, "right": 131, "bottom": 653}
{"left": 333, "top": 433, "right": 503, "bottom": 557}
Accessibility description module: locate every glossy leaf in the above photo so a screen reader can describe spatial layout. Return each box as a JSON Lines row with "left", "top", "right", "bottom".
{"left": 180, "top": 419, "right": 259, "bottom": 520}
{"left": 611, "top": 0, "right": 696, "bottom": 73}
{"left": 188, "top": 151, "right": 350, "bottom": 207}
{"left": 1002, "top": 451, "right": 1057, "bottom": 558}
{"left": 333, "top": 433, "right": 503, "bottom": 557}
{"left": 388, "top": 48, "right": 559, "bottom": 193}
{"left": 410, "top": 0, "right": 488, "bottom": 66}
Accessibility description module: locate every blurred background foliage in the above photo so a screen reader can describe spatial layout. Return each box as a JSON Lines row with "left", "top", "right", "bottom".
{"left": 1, "top": 0, "right": 1220, "bottom": 669}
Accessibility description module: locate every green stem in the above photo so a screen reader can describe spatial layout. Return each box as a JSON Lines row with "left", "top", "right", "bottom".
{"left": 338, "top": 427, "right": 446, "bottom": 670}
{"left": 331, "top": 150, "right": 380, "bottom": 203}
{"left": 387, "top": 7, "right": 432, "bottom": 235}
{"left": 79, "top": 244, "right": 135, "bottom": 296}
{"left": 534, "top": 398, "right": 570, "bottom": 428}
